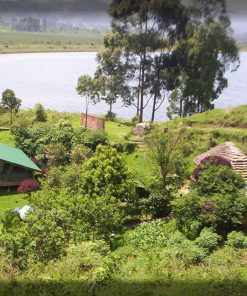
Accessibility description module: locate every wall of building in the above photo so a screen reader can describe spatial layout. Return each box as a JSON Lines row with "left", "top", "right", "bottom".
{"left": 80, "top": 113, "right": 105, "bottom": 131}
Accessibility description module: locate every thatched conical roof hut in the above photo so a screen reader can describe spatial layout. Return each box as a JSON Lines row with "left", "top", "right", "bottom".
{"left": 194, "top": 142, "right": 247, "bottom": 182}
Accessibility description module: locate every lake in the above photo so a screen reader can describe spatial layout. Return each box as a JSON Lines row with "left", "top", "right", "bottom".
{"left": 0, "top": 52, "right": 246, "bottom": 121}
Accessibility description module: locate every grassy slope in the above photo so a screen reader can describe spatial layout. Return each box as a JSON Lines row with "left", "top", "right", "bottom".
{"left": 0, "top": 29, "right": 104, "bottom": 53}
{"left": 1, "top": 109, "right": 247, "bottom": 295}
{"left": 1, "top": 105, "right": 247, "bottom": 217}
{"left": 0, "top": 192, "right": 26, "bottom": 218}
{"left": 166, "top": 105, "right": 247, "bottom": 128}
{"left": 0, "top": 130, "right": 14, "bottom": 146}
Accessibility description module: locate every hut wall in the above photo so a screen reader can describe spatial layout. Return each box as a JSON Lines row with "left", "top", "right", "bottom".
{"left": 80, "top": 113, "right": 105, "bottom": 131}
{"left": 0, "top": 162, "right": 33, "bottom": 187}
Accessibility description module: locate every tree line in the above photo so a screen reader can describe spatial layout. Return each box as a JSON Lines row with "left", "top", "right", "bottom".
{"left": 77, "top": 0, "right": 239, "bottom": 122}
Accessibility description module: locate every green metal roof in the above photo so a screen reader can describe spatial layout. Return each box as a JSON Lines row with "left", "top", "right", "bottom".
{"left": 0, "top": 143, "right": 41, "bottom": 172}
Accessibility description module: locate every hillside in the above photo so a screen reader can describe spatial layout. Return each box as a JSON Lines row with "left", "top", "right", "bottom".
{"left": 166, "top": 105, "right": 247, "bottom": 128}
{"left": 1, "top": 106, "right": 247, "bottom": 296}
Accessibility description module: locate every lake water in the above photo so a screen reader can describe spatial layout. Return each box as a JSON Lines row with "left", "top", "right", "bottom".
{"left": 0, "top": 52, "right": 246, "bottom": 121}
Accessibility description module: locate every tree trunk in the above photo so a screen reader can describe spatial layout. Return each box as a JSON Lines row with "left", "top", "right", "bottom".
{"left": 179, "top": 99, "right": 183, "bottom": 118}
{"left": 139, "top": 55, "right": 145, "bottom": 123}
{"left": 10, "top": 110, "right": 13, "bottom": 125}
{"left": 109, "top": 101, "right": 113, "bottom": 113}
{"left": 85, "top": 97, "right": 88, "bottom": 129}
{"left": 136, "top": 63, "right": 142, "bottom": 117}
{"left": 151, "top": 93, "right": 157, "bottom": 122}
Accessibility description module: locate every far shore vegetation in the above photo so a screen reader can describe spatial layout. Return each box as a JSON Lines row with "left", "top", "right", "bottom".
{"left": 0, "top": 28, "right": 104, "bottom": 53}
{"left": 1, "top": 27, "right": 247, "bottom": 54}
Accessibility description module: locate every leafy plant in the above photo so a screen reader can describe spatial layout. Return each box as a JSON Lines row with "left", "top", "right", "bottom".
{"left": 226, "top": 231, "right": 247, "bottom": 249}
{"left": 17, "top": 179, "right": 40, "bottom": 196}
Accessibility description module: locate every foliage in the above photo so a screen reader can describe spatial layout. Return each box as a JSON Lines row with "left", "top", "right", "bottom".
{"left": 195, "top": 228, "right": 221, "bottom": 253}
{"left": 123, "top": 219, "right": 176, "bottom": 250}
{"left": 168, "top": 6, "right": 239, "bottom": 118}
{"left": 0, "top": 189, "right": 76, "bottom": 268}
{"left": 1, "top": 144, "right": 137, "bottom": 268}
{"left": 145, "top": 127, "right": 188, "bottom": 217}
{"left": 11, "top": 121, "right": 108, "bottom": 161}
{"left": 45, "top": 142, "right": 70, "bottom": 166}
{"left": 105, "top": 111, "right": 117, "bottom": 121}
{"left": 70, "top": 144, "right": 92, "bottom": 165}
{"left": 193, "top": 155, "right": 232, "bottom": 180}
{"left": 93, "top": 41, "right": 130, "bottom": 114}
{"left": 17, "top": 179, "right": 40, "bottom": 195}
{"left": 173, "top": 164, "right": 247, "bottom": 238}
{"left": 81, "top": 145, "right": 136, "bottom": 203}
{"left": 71, "top": 128, "right": 109, "bottom": 150}
{"left": 164, "top": 231, "right": 208, "bottom": 265}
{"left": 192, "top": 162, "right": 246, "bottom": 196}
{"left": 108, "top": 0, "right": 186, "bottom": 122}
{"left": 33, "top": 103, "right": 47, "bottom": 122}
{"left": 226, "top": 231, "right": 247, "bottom": 249}
{"left": 1, "top": 89, "right": 22, "bottom": 124}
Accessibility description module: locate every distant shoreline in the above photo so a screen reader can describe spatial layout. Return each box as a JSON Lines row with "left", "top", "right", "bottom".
{"left": 1, "top": 47, "right": 246, "bottom": 55}
{"left": 0, "top": 45, "right": 246, "bottom": 54}
{"left": 0, "top": 45, "right": 103, "bottom": 54}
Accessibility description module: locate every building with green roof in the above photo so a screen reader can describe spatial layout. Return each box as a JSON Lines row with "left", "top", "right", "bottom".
{"left": 0, "top": 143, "right": 41, "bottom": 187}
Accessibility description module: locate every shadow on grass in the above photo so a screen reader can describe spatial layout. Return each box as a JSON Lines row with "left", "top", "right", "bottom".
{"left": 0, "top": 279, "right": 247, "bottom": 296}
{"left": 0, "top": 189, "right": 19, "bottom": 197}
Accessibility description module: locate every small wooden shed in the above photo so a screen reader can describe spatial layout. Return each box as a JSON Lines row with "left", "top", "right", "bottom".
{"left": 0, "top": 143, "right": 41, "bottom": 187}
{"left": 194, "top": 141, "right": 247, "bottom": 182}
{"left": 80, "top": 113, "right": 105, "bottom": 131}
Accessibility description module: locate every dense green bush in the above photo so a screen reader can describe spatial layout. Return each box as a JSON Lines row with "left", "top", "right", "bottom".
{"left": 195, "top": 228, "right": 221, "bottom": 253}
{"left": 105, "top": 111, "right": 117, "bottom": 121}
{"left": 145, "top": 128, "right": 188, "bottom": 218}
{"left": 72, "top": 129, "right": 109, "bottom": 150}
{"left": 44, "top": 165, "right": 83, "bottom": 194}
{"left": 226, "top": 231, "right": 247, "bottom": 249}
{"left": 81, "top": 145, "right": 136, "bottom": 203}
{"left": 123, "top": 220, "right": 176, "bottom": 250}
{"left": 124, "top": 142, "right": 136, "bottom": 154}
{"left": 70, "top": 144, "right": 92, "bottom": 164}
{"left": 46, "top": 142, "right": 70, "bottom": 166}
{"left": 111, "top": 142, "right": 124, "bottom": 153}
{"left": 33, "top": 103, "right": 47, "bottom": 122}
{"left": 192, "top": 162, "right": 246, "bottom": 195}
{"left": 173, "top": 163, "right": 247, "bottom": 238}
{"left": 165, "top": 231, "right": 208, "bottom": 264}
{"left": 11, "top": 120, "right": 108, "bottom": 162}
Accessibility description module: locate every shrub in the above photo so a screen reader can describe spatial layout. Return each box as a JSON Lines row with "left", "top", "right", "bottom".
{"left": 111, "top": 142, "right": 124, "bottom": 153}
{"left": 226, "top": 231, "right": 247, "bottom": 249}
{"left": 193, "top": 156, "right": 232, "bottom": 180}
{"left": 193, "top": 162, "right": 246, "bottom": 196}
{"left": 105, "top": 111, "right": 117, "bottom": 121}
{"left": 173, "top": 189, "right": 247, "bottom": 239}
{"left": 124, "top": 142, "right": 136, "bottom": 154}
{"left": 195, "top": 228, "right": 221, "bottom": 253}
{"left": 44, "top": 165, "right": 83, "bottom": 194}
{"left": 46, "top": 142, "right": 69, "bottom": 166}
{"left": 70, "top": 144, "right": 91, "bottom": 164}
{"left": 81, "top": 145, "right": 136, "bottom": 203}
{"left": 172, "top": 193, "right": 202, "bottom": 239}
{"left": 123, "top": 220, "right": 177, "bottom": 250}
{"left": 165, "top": 232, "right": 208, "bottom": 264}
{"left": 145, "top": 127, "right": 188, "bottom": 218}
{"left": 33, "top": 103, "right": 47, "bottom": 122}
{"left": 72, "top": 129, "right": 109, "bottom": 151}
{"left": 17, "top": 179, "right": 40, "bottom": 195}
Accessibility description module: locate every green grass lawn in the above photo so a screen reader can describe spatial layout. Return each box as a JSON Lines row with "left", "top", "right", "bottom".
{"left": 105, "top": 121, "right": 132, "bottom": 143}
{"left": 0, "top": 191, "right": 27, "bottom": 219}
{"left": 0, "top": 130, "right": 14, "bottom": 146}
